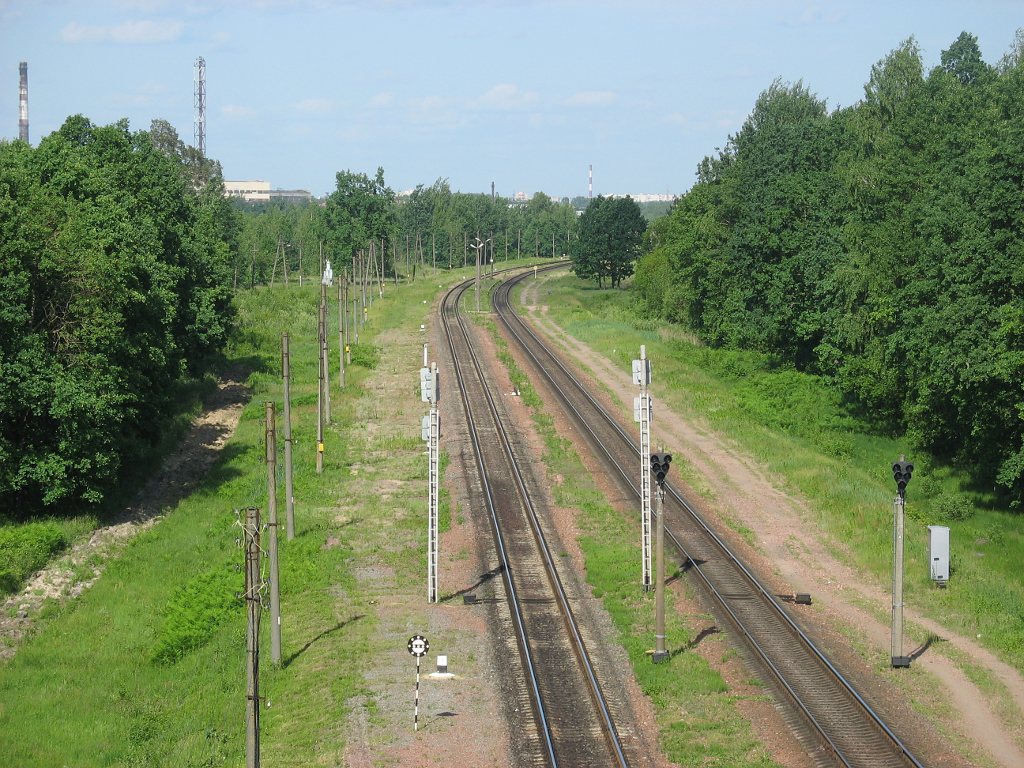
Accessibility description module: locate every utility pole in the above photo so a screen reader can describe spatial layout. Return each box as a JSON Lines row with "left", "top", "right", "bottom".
{"left": 337, "top": 273, "right": 346, "bottom": 389}
{"left": 891, "top": 456, "right": 914, "bottom": 668}
{"left": 282, "top": 335, "right": 295, "bottom": 540}
{"left": 320, "top": 277, "right": 331, "bottom": 424}
{"left": 265, "top": 403, "right": 282, "bottom": 666}
{"left": 242, "top": 506, "right": 262, "bottom": 768}
{"left": 633, "top": 346, "right": 653, "bottom": 590}
{"left": 316, "top": 295, "right": 325, "bottom": 475}
{"left": 651, "top": 452, "right": 672, "bottom": 663}
{"left": 420, "top": 345, "right": 440, "bottom": 602}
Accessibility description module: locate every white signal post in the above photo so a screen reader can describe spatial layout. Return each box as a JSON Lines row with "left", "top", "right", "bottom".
{"left": 408, "top": 634, "right": 430, "bottom": 731}
{"left": 633, "top": 346, "right": 653, "bottom": 590}
{"left": 421, "top": 344, "right": 440, "bottom": 603}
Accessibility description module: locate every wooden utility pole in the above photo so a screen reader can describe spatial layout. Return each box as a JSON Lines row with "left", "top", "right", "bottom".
{"left": 243, "top": 506, "right": 262, "bottom": 768}
{"left": 282, "top": 335, "right": 295, "bottom": 540}
{"left": 265, "top": 403, "right": 282, "bottom": 666}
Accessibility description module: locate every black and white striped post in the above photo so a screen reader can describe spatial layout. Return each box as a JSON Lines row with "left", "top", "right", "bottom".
{"left": 407, "top": 635, "right": 429, "bottom": 731}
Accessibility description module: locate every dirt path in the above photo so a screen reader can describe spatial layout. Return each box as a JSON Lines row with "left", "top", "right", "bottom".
{"left": 0, "top": 373, "right": 249, "bottom": 663}
{"left": 519, "top": 274, "right": 1024, "bottom": 768}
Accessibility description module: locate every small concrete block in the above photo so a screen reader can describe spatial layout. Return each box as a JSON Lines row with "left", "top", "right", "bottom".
{"left": 437, "top": 655, "right": 448, "bottom": 674}
{"left": 463, "top": 594, "right": 477, "bottom": 605}
{"left": 795, "top": 593, "right": 812, "bottom": 605}
{"left": 891, "top": 656, "right": 912, "bottom": 668}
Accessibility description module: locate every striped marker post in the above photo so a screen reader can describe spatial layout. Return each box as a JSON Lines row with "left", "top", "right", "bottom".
{"left": 407, "top": 635, "right": 429, "bottom": 731}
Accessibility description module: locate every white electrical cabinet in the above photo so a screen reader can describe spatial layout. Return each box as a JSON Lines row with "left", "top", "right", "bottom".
{"left": 928, "top": 525, "right": 950, "bottom": 587}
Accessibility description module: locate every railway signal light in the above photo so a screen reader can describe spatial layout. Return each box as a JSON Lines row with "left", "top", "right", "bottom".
{"left": 651, "top": 452, "right": 672, "bottom": 486}
{"left": 892, "top": 458, "right": 913, "bottom": 498}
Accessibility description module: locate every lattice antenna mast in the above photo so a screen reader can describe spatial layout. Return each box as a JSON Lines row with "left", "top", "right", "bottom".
{"left": 193, "top": 56, "right": 206, "bottom": 156}
{"left": 19, "top": 61, "right": 29, "bottom": 143}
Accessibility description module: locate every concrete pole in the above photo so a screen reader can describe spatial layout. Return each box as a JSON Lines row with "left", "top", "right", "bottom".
{"left": 316, "top": 304, "right": 325, "bottom": 475}
{"left": 265, "top": 403, "right": 282, "bottom": 666}
{"left": 653, "top": 485, "right": 669, "bottom": 663}
{"left": 282, "top": 335, "right": 295, "bottom": 540}
{"left": 320, "top": 283, "right": 331, "bottom": 424}
{"left": 891, "top": 494, "right": 910, "bottom": 667}
{"left": 244, "top": 506, "right": 261, "bottom": 768}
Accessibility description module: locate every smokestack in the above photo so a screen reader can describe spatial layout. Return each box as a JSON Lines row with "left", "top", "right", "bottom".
{"left": 18, "top": 61, "right": 28, "bottom": 144}
{"left": 491, "top": 181, "right": 495, "bottom": 202}
{"left": 588, "top": 164, "right": 593, "bottom": 200}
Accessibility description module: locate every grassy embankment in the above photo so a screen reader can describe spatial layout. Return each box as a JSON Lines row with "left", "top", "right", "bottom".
{"left": 519, "top": 273, "right": 1024, "bottom": 710}
{"left": 0, "top": 267, "right": 460, "bottom": 767}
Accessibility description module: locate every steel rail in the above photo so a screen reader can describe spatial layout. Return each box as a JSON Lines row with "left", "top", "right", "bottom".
{"left": 441, "top": 270, "right": 629, "bottom": 767}
{"left": 492, "top": 265, "right": 925, "bottom": 768}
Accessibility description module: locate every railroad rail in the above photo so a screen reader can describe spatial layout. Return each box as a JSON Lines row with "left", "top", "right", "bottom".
{"left": 491, "top": 264, "right": 926, "bottom": 768}
{"left": 441, "top": 270, "right": 630, "bottom": 767}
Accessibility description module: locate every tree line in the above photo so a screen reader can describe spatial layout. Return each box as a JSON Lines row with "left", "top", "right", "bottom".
{"left": 633, "top": 32, "right": 1024, "bottom": 505}
{"left": 234, "top": 175, "right": 581, "bottom": 286}
{"left": 0, "top": 117, "right": 238, "bottom": 515}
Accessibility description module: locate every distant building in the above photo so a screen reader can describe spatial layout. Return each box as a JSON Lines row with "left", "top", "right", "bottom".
{"left": 268, "top": 188, "right": 313, "bottom": 203}
{"left": 224, "top": 180, "right": 270, "bottom": 201}
{"left": 224, "top": 180, "right": 312, "bottom": 204}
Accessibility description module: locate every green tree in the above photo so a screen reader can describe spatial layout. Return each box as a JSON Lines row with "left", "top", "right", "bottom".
{"left": 324, "top": 167, "right": 396, "bottom": 270}
{"left": 571, "top": 196, "right": 647, "bottom": 288}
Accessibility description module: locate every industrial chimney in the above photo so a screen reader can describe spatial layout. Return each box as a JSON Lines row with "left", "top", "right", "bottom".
{"left": 588, "top": 164, "right": 593, "bottom": 199}
{"left": 18, "top": 61, "right": 28, "bottom": 143}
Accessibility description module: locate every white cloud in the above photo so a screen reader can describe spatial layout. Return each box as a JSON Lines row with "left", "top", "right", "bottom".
{"left": 369, "top": 91, "right": 395, "bottom": 108}
{"left": 116, "top": 82, "right": 170, "bottom": 106}
{"left": 60, "top": 19, "right": 184, "bottom": 44}
{"left": 566, "top": 90, "right": 616, "bottom": 107}
{"left": 222, "top": 104, "right": 257, "bottom": 118}
{"left": 407, "top": 95, "right": 461, "bottom": 126}
{"left": 293, "top": 98, "right": 336, "bottom": 114}
{"left": 475, "top": 83, "right": 538, "bottom": 110}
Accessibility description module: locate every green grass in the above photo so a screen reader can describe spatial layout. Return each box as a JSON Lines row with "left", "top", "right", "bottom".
{"left": 486, "top": 311, "right": 782, "bottom": 767}
{"left": 0, "top": 267, "right": 468, "bottom": 767}
{"left": 526, "top": 272, "right": 1024, "bottom": 674}
{"left": 0, "top": 518, "right": 95, "bottom": 595}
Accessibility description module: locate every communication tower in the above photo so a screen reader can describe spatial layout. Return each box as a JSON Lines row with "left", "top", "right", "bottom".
{"left": 194, "top": 56, "right": 206, "bottom": 156}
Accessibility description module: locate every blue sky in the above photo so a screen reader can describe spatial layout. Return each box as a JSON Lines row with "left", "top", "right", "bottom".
{"left": 2, "top": 1, "right": 1021, "bottom": 199}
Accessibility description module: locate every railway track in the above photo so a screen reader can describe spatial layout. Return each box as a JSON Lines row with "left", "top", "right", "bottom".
{"left": 440, "top": 271, "right": 630, "bottom": 767}
{"left": 491, "top": 264, "right": 926, "bottom": 768}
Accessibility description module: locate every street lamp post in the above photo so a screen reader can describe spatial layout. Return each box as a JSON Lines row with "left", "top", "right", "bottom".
{"left": 470, "top": 236, "right": 490, "bottom": 313}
